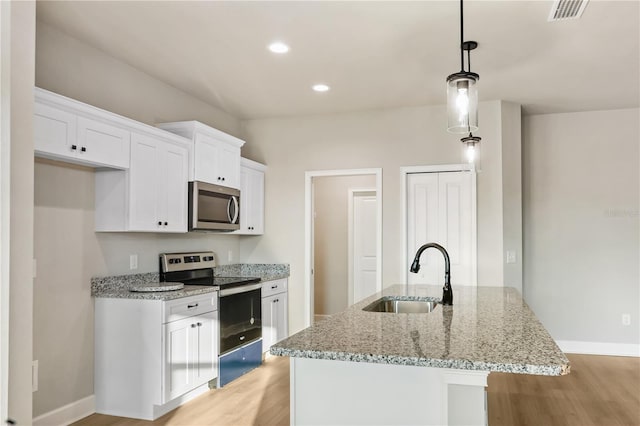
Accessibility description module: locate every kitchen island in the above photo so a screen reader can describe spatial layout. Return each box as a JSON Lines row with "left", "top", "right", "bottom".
{"left": 271, "top": 285, "right": 569, "bottom": 426}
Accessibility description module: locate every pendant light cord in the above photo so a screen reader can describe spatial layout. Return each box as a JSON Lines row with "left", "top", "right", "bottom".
{"left": 460, "top": 0, "right": 464, "bottom": 72}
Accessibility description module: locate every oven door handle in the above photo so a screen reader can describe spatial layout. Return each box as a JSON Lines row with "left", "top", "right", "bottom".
{"left": 219, "top": 282, "right": 262, "bottom": 297}
{"left": 227, "top": 196, "right": 239, "bottom": 224}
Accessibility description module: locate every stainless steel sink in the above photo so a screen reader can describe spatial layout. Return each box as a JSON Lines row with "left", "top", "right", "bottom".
{"left": 362, "top": 297, "right": 438, "bottom": 313}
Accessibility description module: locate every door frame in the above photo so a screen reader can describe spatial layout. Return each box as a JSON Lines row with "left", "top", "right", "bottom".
{"left": 347, "top": 188, "right": 377, "bottom": 306}
{"left": 400, "top": 164, "right": 477, "bottom": 285}
{"left": 0, "top": 2, "right": 10, "bottom": 421}
{"left": 304, "top": 169, "right": 383, "bottom": 328}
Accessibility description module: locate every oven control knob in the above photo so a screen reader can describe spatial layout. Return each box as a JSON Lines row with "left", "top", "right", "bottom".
{"left": 169, "top": 259, "right": 175, "bottom": 264}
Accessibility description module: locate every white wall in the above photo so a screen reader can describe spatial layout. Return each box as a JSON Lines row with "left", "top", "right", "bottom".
{"left": 314, "top": 175, "right": 376, "bottom": 315}
{"left": 501, "top": 102, "right": 523, "bottom": 291}
{"left": 36, "top": 21, "right": 241, "bottom": 138}
{"left": 241, "top": 101, "right": 520, "bottom": 333}
{"left": 32, "top": 23, "right": 245, "bottom": 418}
{"left": 523, "top": 108, "right": 639, "bottom": 345}
{"left": 33, "top": 159, "right": 241, "bottom": 416}
{"left": 5, "top": 1, "right": 36, "bottom": 424}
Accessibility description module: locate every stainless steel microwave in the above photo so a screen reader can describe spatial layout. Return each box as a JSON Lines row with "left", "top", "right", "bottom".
{"left": 188, "top": 181, "right": 240, "bottom": 231}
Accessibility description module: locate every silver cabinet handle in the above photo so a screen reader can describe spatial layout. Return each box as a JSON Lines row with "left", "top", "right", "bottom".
{"left": 239, "top": 335, "right": 245, "bottom": 341}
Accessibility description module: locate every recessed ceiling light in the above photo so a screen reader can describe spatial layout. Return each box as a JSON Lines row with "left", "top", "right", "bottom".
{"left": 268, "top": 42, "right": 289, "bottom": 54}
{"left": 312, "top": 84, "right": 330, "bottom": 92}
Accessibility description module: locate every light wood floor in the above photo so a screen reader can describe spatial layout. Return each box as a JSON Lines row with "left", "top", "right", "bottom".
{"left": 487, "top": 354, "right": 640, "bottom": 426}
{"left": 74, "top": 354, "right": 639, "bottom": 426}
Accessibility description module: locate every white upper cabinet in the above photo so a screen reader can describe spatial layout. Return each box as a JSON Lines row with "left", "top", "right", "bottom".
{"left": 234, "top": 158, "right": 266, "bottom": 235}
{"left": 33, "top": 88, "right": 192, "bottom": 233}
{"left": 157, "top": 121, "right": 244, "bottom": 190}
{"left": 34, "top": 88, "right": 130, "bottom": 169}
{"left": 95, "top": 132, "right": 189, "bottom": 233}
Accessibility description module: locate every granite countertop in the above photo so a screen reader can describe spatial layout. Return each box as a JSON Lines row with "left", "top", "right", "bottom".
{"left": 92, "top": 263, "right": 289, "bottom": 301}
{"left": 271, "top": 284, "right": 570, "bottom": 376}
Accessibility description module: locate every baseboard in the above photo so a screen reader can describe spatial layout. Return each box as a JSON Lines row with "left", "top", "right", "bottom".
{"left": 33, "top": 394, "right": 95, "bottom": 426}
{"left": 556, "top": 340, "right": 640, "bottom": 357}
{"left": 314, "top": 314, "right": 331, "bottom": 323}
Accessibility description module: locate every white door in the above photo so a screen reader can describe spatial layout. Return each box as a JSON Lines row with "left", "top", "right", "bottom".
{"left": 193, "top": 311, "right": 216, "bottom": 387}
{"left": 33, "top": 102, "right": 77, "bottom": 157}
{"left": 163, "top": 143, "right": 189, "bottom": 232}
{"left": 129, "top": 133, "right": 161, "bottom": 231}
{"left": 350, "top": 191, "right": 378, "bottom": 304}
{"left": 76, "top": 116, "right": 130, "bottom": 169}
{"left": 275, "top": 292, "right": 288, "bottom": 344}
{"left": 407, "top": 172, "right": 474, "bottom": 286}
{"left": 217, "top": 143, "right": 240, "bottom": 188}
{"left": 164, "top": 317, "right": 195, "bottom": 401}
{"left": 194, "top": 134, "right": 219, "bottom": 184}
{"left": 261, "top": 295, "right": 275, "bottom": 353}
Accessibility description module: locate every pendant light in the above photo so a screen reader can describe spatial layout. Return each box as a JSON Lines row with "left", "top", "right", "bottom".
{"left": 447, "top": 0, "right": 479, "bottom": 134}
{"left": 461, "top": 133, "right": 481, "bottom": 169}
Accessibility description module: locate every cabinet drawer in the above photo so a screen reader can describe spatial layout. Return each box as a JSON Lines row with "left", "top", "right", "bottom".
{"left": 218, "top": 339, "right": 262, "bottom": 387}
{"left": 163, "top": 293, "right": 217, "bottom": 323}
{"left": 261, "top": 278, "right": 287, "bottom": 298}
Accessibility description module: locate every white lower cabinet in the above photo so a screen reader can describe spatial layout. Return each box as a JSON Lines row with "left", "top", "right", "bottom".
{"left": 164, "top": 310, "right": 217, "bottom": 402}
{"left": 95, "top": 293, "right": 218, "bottom": 421}
{"left": 261, "top": 279, "right": 288, "bottom": 354}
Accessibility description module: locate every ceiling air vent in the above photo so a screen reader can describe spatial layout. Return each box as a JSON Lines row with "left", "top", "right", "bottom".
{"left": 548, "top": 0, "right": 589, "bottom": 21}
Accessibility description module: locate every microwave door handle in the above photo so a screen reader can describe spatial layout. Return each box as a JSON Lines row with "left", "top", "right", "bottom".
{"left": 227, "top": 197, "right": 233, "bottom": 223}
{"left": 231, "top": 196, "right": 239, "bottom": 224}
{"left": 227, "top": 196, "right": 239, "bottom": 224}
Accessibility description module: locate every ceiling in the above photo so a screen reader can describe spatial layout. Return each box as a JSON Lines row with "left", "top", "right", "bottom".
{"left": 36, "top": 1, "right": 639, "bottom": 120}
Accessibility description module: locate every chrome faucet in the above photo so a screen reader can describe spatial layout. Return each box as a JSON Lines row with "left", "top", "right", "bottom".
{"left": 410, "top": 243, "right": 453, "bottom": 305}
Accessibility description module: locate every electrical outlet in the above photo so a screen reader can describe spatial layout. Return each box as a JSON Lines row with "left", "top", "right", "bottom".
{"left": 506, "top": 251, "right": 517, "bottom": 264}
{"left": 129, "top": 254, "right": 138, "bottom": 270}
{"left": 32, "top": 360, "right": 38, "bottom": 392}
{"left": 227, "top": 250, "right": 233, "bottom": 262}
{"left": 622, "top": 314, "right": 631, "bottom": 326}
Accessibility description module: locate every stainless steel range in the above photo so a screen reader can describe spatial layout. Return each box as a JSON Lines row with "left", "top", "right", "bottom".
{"left": 159, "top": 251, "right": 263, "bottom": 387}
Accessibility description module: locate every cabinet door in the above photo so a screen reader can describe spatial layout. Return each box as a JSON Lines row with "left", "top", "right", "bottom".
{"left": 237, "top": 167, "right": 251, "bottom": 233}
{"left": 274, "top": 292, "right": 288, "bottom": 345}
{"left": 248, "top": 169, "right": 265, "bottom": 234}
{"left": 261, "top": 294, "right": 277, "bottom": 353}
{"left": 129, "top": 133, "right": 161, "bottom": 231}
{"left": 34, "top": 102, "right": 77, "bottom": 158}
{"left": 235, "top": 167, "right": 265, "bottom": 235}
{"left": 261, "top": 292, "right": 288, "bottom": 353}
{"left": 77, "top": 116, "right": 130, "bottom": 169}
{"left": 164, "top": 317, "right": 197, "bottom": 401}
{"left": 162, "top": 144, "right": 189, "bottom": 232}
{"left": 217, "top": 144, "right": 240, "bottom": 189}
{"left": 194, "top": 134, "right": 219, "bottom": 184}
{"left": 193, "top": 311, "right": 217, "bottom": 387}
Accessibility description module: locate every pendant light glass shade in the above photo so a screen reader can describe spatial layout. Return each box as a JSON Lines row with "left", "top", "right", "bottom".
{"left": 461, "top": 133, "right": 481, "bottom": 170}
{"left": 447, "top": 73, "right": 478, "bottom": 134}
